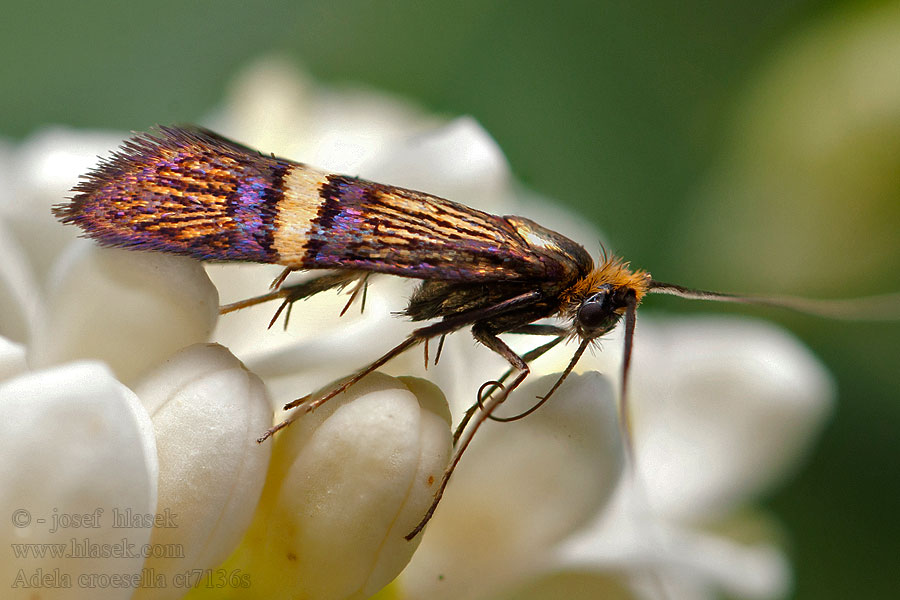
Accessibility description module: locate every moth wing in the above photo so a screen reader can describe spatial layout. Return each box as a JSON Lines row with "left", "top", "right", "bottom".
{"left": 284, "top": 177, "right": 579, "bottom": 282}
{"left": 55, "top": 125, "right": 592, "bottom": 285}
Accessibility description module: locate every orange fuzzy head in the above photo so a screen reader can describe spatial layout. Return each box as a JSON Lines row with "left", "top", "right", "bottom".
{"left": 560, "top": 255, "right": 651, "bottom": 339}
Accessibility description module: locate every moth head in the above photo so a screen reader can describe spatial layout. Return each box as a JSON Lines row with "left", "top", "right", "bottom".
{"left": 563, "top": 256, "right": 650, "bottom": 340}
{"left": 575, "top": 283, "right": 637, "bottom": 339}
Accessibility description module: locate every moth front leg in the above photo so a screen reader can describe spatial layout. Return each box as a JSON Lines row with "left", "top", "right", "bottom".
{"left": 406, "top": 324, "right": 533, "bottom": 540}
{"left": 453, "top": 326, "right": 568, "bottom": 443}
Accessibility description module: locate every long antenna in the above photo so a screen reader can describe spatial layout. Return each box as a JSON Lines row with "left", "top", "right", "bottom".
{"left": 618, "top": 292, "right": 675, "bottom": 600}
{"left": 619, "top": 293, "right": 639, "bottom": 466}
{"left": 649, "top": 281, "right": 900, "bottom": 321}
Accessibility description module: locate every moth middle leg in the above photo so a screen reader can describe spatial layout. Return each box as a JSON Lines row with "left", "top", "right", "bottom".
{"left": 219, "top": 270, "right": 367, "bottom": 328}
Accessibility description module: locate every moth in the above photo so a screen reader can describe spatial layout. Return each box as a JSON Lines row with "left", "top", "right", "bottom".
{"left": 54, "top": 126, "right": 896, "bottom": 539}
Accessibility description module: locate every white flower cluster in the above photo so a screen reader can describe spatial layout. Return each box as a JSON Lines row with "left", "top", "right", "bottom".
{"left": 0, "top": 58, "right": 833, "bottom": 600}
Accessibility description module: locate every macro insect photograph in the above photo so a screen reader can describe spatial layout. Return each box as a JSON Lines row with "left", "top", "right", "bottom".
{"left": 0, "top": 2, "right": 898, "bottom": 600}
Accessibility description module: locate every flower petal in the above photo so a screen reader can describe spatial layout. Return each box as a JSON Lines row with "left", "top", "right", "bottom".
{"left": 30, "top": 242, "right": 219, "bottom": 384}
{"left": 206, "top": 373, "right": 451, "bottom": 600}
{"left": 490, "top": 571, "right": 635, "bottom": 600}
{"left": 629, "top": 317, "right": 835, "bottom": 521}
{"left": 557, "top": 516, "right": 791, "bottom": 600}
{"left": 0, "top": 218, "right": 41, "bottom": 343}
{"left": 0, "top": 336, "right": 27, "bottom": 382}
{"left": 3, "top": 127, "right": 125, "bottom": 283}
{"left": 0, "top": 361, "right": 157, "bottom": 600}
{"left": 365, "top": 117, "right": 512, "bottom": 213}
{"left": 399, "top": 372, "right": 624, "bottom": 600}
{"left": 131, "top": 344, "right": 273, "bottom": 600}
{"left": 218, "top": 57, "right": 439, "bottom": 175}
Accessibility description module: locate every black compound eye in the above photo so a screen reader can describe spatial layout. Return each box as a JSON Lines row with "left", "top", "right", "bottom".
{"left": 577, "top": 289, "right": 613, "bottom": 330}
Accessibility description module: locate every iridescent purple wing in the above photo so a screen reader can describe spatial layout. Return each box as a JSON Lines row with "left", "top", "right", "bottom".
{"left": 55, "top": 126, "right": 592, "bottom": 283}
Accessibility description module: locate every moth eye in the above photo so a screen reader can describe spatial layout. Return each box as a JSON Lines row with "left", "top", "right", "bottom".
{"left": 577, "top": 289, "right": 612, "bottom": 330}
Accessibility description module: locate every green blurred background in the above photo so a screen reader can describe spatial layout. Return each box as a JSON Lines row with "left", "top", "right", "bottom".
{"left": 2, "top": 1, "right": 897, "bottom": 598}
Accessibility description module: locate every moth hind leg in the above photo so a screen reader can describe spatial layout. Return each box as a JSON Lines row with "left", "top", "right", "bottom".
{"left": 260, "top": 312, "right": 483, "bottom": 443}
{"left": 256, "top": 332, "right": 423, "bottom": 443}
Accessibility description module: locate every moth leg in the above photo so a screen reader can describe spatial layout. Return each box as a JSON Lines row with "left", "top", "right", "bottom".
{"left": 472, "top": 324, "right": 531, "bottom": 391}
{"left": 258, "top": 333, "right": 422, "bottom": 442}
{"left": 506, "top": 324, "right": 570, "bottom": 337}
{"left": 264, "top": 290, "right": 544, "bottom": 443}
{"left": 284, "top": 289, "right": 543, "bottom": 414}
{"left": 433, "top": 334, "right": 447, "bottom": 366}
{"left": 453, "top": 329, "right": 566, "bottom": 444}
{"left": 339, "top": 273, "right": 371, "bottom": 316}
{"left": 472, "top": 323, "right": 568, "bottom": 406}
{"left": 281, "top": 313, "right": 487, "bottom": 414}
{"left": 261, "top": 318, "right": 466, "bottom": 443}
{"left": 269, "top": 266, "right": 295, "bottom": 290}
{"left": 407, "top": 325, "right": 531, "bottom": 540}
{"left": 219, "top": 271, "right": 364, "bottom": 326}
